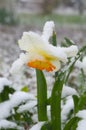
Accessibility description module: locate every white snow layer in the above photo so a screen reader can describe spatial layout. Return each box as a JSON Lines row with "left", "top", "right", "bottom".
{"left": 0, "top": 119, "right": 24, "bottom": 130}
{"left": 10, "top": 91, "right": 35, "bottom": 108}
{"left": 0, "top": 101, "right": 11, "bottom": 119}
{"left": 17, "top": 100, "right": 37, "bottom": 113}
{"left": 61, "top": 97, "right": 74, "bottom": 121}
{"left": 0, "top": 120, "right": 17, "bottom": 129}
{"left": 76, "top": 120, "right": 86, "bottom": 130}
{"left": 0, "top": 91, "right": 36, "bottom": 119}
{"left": 48, "top": 85, "right": 78, "bottom": 99}
{"left": 0, "top": 77, "right": 11, "bottom": 93}
{"left": 62, "top": 85, "right": 78, "bottom": 98}
{"left": 30, "top": 122, "right": 45, "bottom": 130}
{"left": 76, "top": 110, "right": 86, "bottom": 120}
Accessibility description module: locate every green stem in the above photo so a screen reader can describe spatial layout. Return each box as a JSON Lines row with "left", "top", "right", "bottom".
{"left": 51, "top": 74, "right": 64, "bottom": 130}
{"left": 36, "top": 69, "right": 48, "bottom": 121}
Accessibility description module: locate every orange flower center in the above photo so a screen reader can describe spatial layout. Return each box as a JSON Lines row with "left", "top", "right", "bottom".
{"left": 27, "top": 60, "right": 56, "bottom": 72}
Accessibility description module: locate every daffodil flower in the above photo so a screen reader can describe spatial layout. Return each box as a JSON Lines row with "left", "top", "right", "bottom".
{"left": 10, "top": 21, "right": 78, "bottom": 73}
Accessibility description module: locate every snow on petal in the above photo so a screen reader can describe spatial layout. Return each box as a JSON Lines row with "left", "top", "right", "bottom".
{"left": 76, "top": 120, "right": 86, "bottom": 130}
{"left": 42, "top": 21, "right": 55, "bottom": 41}
{"left": 62, "top": 45, "right": 78, "bottom": 57}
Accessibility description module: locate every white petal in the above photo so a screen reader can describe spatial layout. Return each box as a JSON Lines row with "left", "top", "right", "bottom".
{"left": 42, "top": 21, "right": 55, "bottom": 41}
{"left": 10, "top": 53, "right": 29, "bottom": 74}
{"left": 51, "top": 60, "right": 61, "bottom": 71}
{"left": 61, "top": 45, "right": 78, "bottom": 57}
{"left": 19, "top": 31, "right": 68, "bottom": 63}
{"left": 18, "top": 31, "right": 47, "bottom": 52}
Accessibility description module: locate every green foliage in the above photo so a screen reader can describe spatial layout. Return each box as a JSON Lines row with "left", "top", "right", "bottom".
{"left": 0, "top": 86, "right": 15, "bottom": 102}
{"left": 0, "top": 8, "right": 18, "bottom": 25}
{"left": 41, "top": 122, "right": 52, "bottom": 130}
{"left": 36, "top": 69, "right": 48, "bottom": 121}
{"left": 21, "top": 86, "right": 29, "bottom": 92}
{"left": 63, "top": 117, "right": 79, "bottom": 130}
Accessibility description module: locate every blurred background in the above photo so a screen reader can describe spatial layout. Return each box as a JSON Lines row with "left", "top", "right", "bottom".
{"left": 0, "top": 0, "right": 86, "bottom": 92}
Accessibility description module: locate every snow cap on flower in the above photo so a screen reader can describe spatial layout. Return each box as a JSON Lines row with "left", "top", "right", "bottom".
{"left": 42, "top": 21, "right": 55, "bottom": 41}
{"left": 10, "top": 21, "right": 78, "bottom": 73}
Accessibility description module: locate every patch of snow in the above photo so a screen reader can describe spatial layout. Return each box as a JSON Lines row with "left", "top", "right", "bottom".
{"left": 76, "top": 110, "right": 86, "bottom": 120}
{"left": 32, "top": 114, "right": 38, "bottom": 123}
{"left": 30, "top": 122, "right": 45, "bottom": 130}
{"left": 61, "top": 96, "right": 74, "bottom": 122}
{"left": 47, "top": 85, "right": 78, "bottom": 99}
{"left": 0, "top": 101, "right": 11, "bottom": 119}
{"left": 17, "top": 100, "right": 37, "bottom": 113}
{"left": 10, "top": 91, "right": 35, "bottom": 108}
{"left": 76, "top": 120, "right": 86, "bottom": 130}
{"left": 0, "top": 91, "right": 36, "bottom": 119}
{"left": 0, "top": 120, "right": 17, "bottom": 129}
{"left": 0, "top": 77, "right": 11, "bottom": 93}
{"left": 62, "top": 85, "right": 78, "bottom": 98}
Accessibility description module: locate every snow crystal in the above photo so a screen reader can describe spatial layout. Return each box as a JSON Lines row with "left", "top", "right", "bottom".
{"left": 0, "top": 77, "right": 11, "bottom": 93}
{"left": 76, "top": 120, "right": 86, "bottom": 130}
{"left": 30, "top": 122, "right": 45, "bottom": 130}
{"left": 32, "top": 114, "right": 38, "bottom": 123}
{"left": 76, "top": 110, "right": 86, "bottom": 120}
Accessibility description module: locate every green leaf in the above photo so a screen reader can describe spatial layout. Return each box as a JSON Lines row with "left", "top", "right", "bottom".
{"left": 65, "top": 37, "right": 75, "bottom": 46}
{"left": 51, "top": 31, "right": 57, "bottom": 46}
{"left": 51, "top": 72, "right": 65, "bottom": 130}
{"left": 21, "top": 86, "right": 29, "bottom": 92}
{"left": 63, "top": 117, "right": 78, "bottom": 130}
{"left": 78, "top": 92, "right": 86, "bottom": 110}
{"left": 73, "top": 95, "right": 79, "bottom": 114}
{"left": 36, "top": 69, "right": 48, "bottom": 121}
{"left": 0, "top": 86, "right": 15, "bottom": 102}
{"left": 61, "top": 37, "right": 74, "bottom": 47}
{"left": 41, "top": 122, "right": 52, "bottom": 130}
